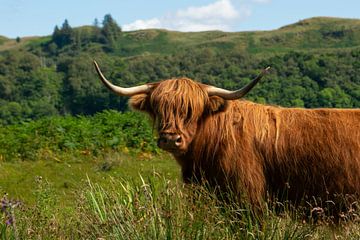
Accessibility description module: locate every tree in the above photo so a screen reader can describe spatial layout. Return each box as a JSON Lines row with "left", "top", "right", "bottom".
{"left": 91, "top": 18, "right": 102, "bottom": 42}
{"left": 61, "top": 19, "right": 73, "bottom": 46}
{"left": 52, "top": 25, "right": 61, "bottom": 46}
{"left": 101, "top": 14, "right": 122, "bottom": 50}
{"left": 319, "top": 86, "right": 352, "bottom": 108}
{"left": 52, "top": 20, "right": 74, "bottom": 48}
{"left": 93, "top": 18, "right": 100, "bottom": 28}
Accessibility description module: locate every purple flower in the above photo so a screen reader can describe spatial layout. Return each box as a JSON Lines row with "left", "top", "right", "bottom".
{"left": 5, "top": 218, "right": 13, "bottom": 226}
{"left": 1, "top": 194, "right": 21, "bottom": 226}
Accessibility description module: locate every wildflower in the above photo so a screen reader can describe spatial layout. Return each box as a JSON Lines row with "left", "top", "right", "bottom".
{"left": 1, "top": 194, "right": 21, "bottom": 226}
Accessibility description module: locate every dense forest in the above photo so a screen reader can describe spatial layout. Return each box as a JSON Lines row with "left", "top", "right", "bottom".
{"left": 0, "top": 15, "right": 360, "bottom": 125}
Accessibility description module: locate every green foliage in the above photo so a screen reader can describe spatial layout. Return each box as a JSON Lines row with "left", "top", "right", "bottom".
{"left": 100, "top": 14, "right": 122, "bottom": 51}
{"left": 0, "top": 50, "right": 63, "bottom": 124}
{"left": 52, "top": 20, "right": 74, "bottom": 48}
{"left": 0, "top": 17, "right": 360, "bottom": 125}
{"left": 49, "top": 14, "right": 122, "bottom": 53}
{"left": 0, "top": 110, "right": 158, "bottom": 162}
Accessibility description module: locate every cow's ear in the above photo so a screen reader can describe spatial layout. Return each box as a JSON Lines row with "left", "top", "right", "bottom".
{"left": 207, "top": 96, "right": 228, "bottom": 113}
{"left": 129, "top": 94, "right": 150, "bottom": 112}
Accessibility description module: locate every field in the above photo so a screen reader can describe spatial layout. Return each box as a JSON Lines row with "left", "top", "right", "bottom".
{"left": 2, "top": 155, "right": 360, "bottom": 239}
{"left": 1, "top": 111, "right": 360, "bottom": 239}
{"left": 1, "top": 16, "right": 360, "bottom": 239}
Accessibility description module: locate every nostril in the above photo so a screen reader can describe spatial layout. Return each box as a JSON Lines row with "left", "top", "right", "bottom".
{"left": 175, "top": 136, "right": 182, "bottom": 146}
{"left": 159, "top": 132, "right": 182, "bottom": 148}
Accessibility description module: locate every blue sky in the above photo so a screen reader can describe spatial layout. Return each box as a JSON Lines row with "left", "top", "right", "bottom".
{"left": 0, "top": 0, "right": 359, "bottom": 38}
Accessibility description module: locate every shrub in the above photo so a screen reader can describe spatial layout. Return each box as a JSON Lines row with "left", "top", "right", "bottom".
{"left": 0, "top": 110, "right": 158, "bottom": 162}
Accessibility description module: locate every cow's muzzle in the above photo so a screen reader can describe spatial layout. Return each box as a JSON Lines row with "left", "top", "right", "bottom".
{"left": 157, "top": 133, "right": 183, "bottom": 152}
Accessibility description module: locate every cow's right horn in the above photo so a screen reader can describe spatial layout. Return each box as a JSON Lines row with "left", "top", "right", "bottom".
{"left": 206, "top": 67, "right": 270, "bottom": 100}
{"left": 94, "top": 60, "right": 152, "bottom": 96}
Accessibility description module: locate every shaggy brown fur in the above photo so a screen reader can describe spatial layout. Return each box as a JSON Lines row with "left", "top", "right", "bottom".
{"left": 129, "top": 77, "right": 360, "bottom": 215}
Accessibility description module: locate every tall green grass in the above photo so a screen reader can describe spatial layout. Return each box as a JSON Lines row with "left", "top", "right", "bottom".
{"left": 80, "top": 176, "right": 358, "bottom": 239}
{"left": 2, "top": 172, "right": 360, "bottom": 239}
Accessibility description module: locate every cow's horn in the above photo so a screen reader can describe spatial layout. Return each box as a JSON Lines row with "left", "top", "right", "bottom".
{"left": 206, "top": 67, "right": 270, "bottom": 100}
{"left": 93, "top": 60, "right": 151, "bottom": 96}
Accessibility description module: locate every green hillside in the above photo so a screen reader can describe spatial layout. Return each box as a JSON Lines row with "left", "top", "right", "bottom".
{"left": 2, "top": 17, "right": 360, "bottom": 55}
{"left": 0, "top": 16, "right": 359, "bottom": 124}
{"left": 114, "top": 17, "right": 360, "bottom": 56}
{"left": 0, "top": 35, "right": 8, "bottom": 43}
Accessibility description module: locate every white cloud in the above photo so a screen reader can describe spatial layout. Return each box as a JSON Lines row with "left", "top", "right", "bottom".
{"left": 176, "top": 0, "right": 238, "bottom": 20}
{"left": 123, "top": 18, "right": 161, "bottom": 31}
{"left": 123, "top": 0, "right": 251, "bottom": 32}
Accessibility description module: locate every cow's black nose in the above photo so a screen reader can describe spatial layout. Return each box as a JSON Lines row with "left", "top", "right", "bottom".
{"left": 158, "top": 133, "right": 182, "bottom": 150}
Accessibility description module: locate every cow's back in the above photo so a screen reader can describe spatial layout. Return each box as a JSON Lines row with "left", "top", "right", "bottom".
{"left": 262, "top": 106, "right": 360, "bottom": 202}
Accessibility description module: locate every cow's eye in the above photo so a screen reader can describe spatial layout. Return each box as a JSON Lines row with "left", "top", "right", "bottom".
{"left": 185, "top": 108, "right": 193, "bottom": 123}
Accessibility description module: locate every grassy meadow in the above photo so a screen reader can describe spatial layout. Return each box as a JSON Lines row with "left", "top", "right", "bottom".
{"left": 1, "top": 16, "right": 360, "bottom": 239}
{"left": 2, "top": 155, "right": 360, "bottom": 239}
{"left": 0, "top": 111, "right": 360, "bottom": 239}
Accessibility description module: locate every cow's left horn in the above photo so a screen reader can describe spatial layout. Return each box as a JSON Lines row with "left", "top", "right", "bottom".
{"left": 94, "top": 60, "right": 152, "bottom": 96}
{"left": 206, "top": 67, "right": 270, "bottom": 100}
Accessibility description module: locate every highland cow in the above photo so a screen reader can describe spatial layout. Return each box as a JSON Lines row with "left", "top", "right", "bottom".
{"left": 94, "top": 61, "right": 360, "bottom": 214}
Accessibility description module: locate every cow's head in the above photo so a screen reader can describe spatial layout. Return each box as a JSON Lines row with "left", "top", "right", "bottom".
{"left": 94, "top": 61, "right": 269, "bottom": 156}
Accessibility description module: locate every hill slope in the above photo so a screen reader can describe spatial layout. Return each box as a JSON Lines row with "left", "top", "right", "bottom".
{"left": 2, "top": 17, "right": 360, "bottom": 55}
{"left": 89, "top": 17, "right": 360, "bottom": 57}
{"left": 0, "top": 17, "right": 359, "bottom": 125}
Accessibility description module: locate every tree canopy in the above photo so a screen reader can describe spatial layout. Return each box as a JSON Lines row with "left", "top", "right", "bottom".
{"left": 0, "top": 16, "right": 360, "bottom": 125}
